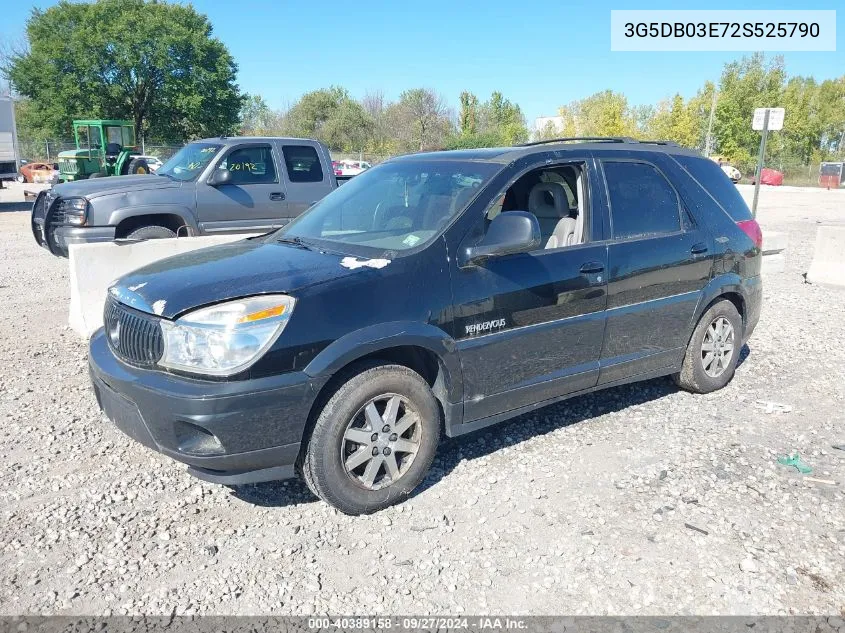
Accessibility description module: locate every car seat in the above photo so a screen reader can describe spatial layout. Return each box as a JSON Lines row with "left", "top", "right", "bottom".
{"left": 527, "top": 182, "right": 576, "bottom": 248}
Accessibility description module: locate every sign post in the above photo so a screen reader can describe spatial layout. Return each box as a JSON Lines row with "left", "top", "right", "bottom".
{"left": 751, "top": 107, "right": 784, "bottom": 218}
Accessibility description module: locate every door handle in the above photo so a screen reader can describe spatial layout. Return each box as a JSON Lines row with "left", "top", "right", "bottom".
{"left": 270, "top": 192, "right": 285, "bottom": 201}
{"left": 691, "top": 242, "right": 708, "bottom": 255}
{"left": 579, "top": 261, "right": 605, "bottom": 274}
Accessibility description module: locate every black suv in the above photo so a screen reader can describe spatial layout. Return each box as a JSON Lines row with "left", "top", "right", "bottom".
{"left": 89, "top": 138, "right": 763, "bottom": 514}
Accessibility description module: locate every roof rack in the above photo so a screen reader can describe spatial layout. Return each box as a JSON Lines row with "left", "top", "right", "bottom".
{"left": 519, "top": 137, "right": 634, "bottom": 147}
{"left": 519, "top": 137, "right": 681, "bottom": 148}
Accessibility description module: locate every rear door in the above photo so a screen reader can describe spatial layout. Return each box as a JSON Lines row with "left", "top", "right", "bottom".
{"left": 195, "top": 142, "right": 287, "bottom": 233}
{"left": 596, "top": 153, "right": 713, "bottom": 385}
{"left": 278, "top": 142, "right": 333, "bottom": 220}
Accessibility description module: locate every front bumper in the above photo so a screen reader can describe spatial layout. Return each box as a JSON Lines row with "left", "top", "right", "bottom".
{"left": 88, "top": 328, "right": 323, "bottom": 484}
{"left": 51, "top": 225, "right": 117, "bottom": 256}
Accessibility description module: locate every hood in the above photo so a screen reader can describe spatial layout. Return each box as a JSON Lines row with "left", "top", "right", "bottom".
{"left": 109, "top": 239, "right": 362, "bottom": 319}
{"left": 54, "top": 174, "right": 181, "bottom": 199}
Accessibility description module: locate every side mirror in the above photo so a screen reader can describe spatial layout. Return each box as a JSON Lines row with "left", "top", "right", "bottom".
{"left": 208, "top": 168, "right": 232, "bottom": 187}
{"left": 462, "top": 211, "right": 541, "bottom": 266}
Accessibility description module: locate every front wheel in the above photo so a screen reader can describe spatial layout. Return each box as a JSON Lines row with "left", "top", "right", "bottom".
{"left": 302, "top": 363, "right": 441, "bottom": 514}
{"left": 125, "top": 224, "right": 176, "bottom": 240}
{"left": 674, "top": 299, "right": 743, "bottom": 393}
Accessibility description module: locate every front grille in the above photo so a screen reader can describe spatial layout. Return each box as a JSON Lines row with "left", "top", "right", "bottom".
{"left": 59, "top": 158, "right": 78, "bottom": 174}
{"left": 104, "top": 296, "right": 164, "bottom": 368}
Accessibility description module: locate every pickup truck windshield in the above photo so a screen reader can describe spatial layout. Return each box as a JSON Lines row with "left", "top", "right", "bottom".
{"left": 280, "top": 160, "right": 500, "bottom": 255}
{"left": 157, "top": 142, "right": 222, "bottom": 181}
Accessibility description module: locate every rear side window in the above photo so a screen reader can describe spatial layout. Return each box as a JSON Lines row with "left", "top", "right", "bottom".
{"left": 283, "top": 145, "right": 324, "bottom": 183}
{"left": 672, "top": 155, "right": 752, "bottom": 221}
{"left": 603, "top": 161, "right": 681, "bottom": 239}
{"left": 220, "top": 144, "right": 277, "bottom": 184}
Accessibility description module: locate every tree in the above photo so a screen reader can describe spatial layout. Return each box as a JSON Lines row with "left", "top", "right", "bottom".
{"left": 459, "top": 91, "right": 479, "bottom": 135}
{"left": 362, "top": 90, "right": 392, "bottom": 154}
{"left": 714, "top": 53, "right": 786, "bottom": 167}
{"left": 4, "top": 0, "right": 244, "bottom": 142}
{"left": 558, "top": 90, "right": 638, "bottom": 137}
{"left": 387, "top": 88, "right": 452, "bottom": 151}
{"left": 646, "top": 94, "right": 702, "bottom": 148}
{"left": 283, "top": 86, "right": 373, "bottom": 152}
{"left": 240, "top": 95, "right": 283, "bottom": 136}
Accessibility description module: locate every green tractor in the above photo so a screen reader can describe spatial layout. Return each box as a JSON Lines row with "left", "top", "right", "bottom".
{"left": 57, "top": 119, "right": 151, "bottom": 182}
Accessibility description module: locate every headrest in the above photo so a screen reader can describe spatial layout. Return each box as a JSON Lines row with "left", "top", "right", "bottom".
{"left": 528, "top": 182, "right": 567, "bottom": 219}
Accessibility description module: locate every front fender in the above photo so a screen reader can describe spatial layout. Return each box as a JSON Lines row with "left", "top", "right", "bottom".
{"left": 104, "top": 204, "right": 199, "bottom": 233}
{"left": 303, "top": 321, "right": 464, "bottom": 403}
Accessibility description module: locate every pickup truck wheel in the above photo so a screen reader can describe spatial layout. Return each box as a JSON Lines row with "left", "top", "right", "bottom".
{"left": 303, "top": 363, "right": 440, "bottom": 514}
{"left": 125, "top": 225, "right": 176, "bottom": 240}
{"left": 674, "top": 299, "right": 742, "bottom": 394}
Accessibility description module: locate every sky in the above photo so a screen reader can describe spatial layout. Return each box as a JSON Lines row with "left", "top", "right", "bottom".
{"left": 2, "top": 0, "right": 843, "bottom": 125}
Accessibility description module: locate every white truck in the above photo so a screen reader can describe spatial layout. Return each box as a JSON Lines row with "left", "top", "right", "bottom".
{"left": 0, "top": 96, "right": 21, "bottom": 188}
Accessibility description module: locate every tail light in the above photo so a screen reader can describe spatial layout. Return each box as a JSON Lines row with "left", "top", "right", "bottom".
{"left": 737, "top": 219, "right": 763, "bottom": 250}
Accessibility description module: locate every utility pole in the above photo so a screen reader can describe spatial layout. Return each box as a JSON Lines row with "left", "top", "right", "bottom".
{"left": 751, "top": 109, "right": 770, "bottom": 218}
{"left": 704, "top": 90, "right": 717, "bottom": 157}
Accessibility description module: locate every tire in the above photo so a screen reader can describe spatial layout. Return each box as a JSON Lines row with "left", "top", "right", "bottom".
{"left": 674, "top": 299, "right": 743, "bottom": 394}
{"left": 16, "top": 174, "right": 26, "bottom": 183}
{"left": 302, "top": 362, "right": 441, "bottom": 514}
{"left": 125, "top": 224, "right": 176, "bottom": 240}
{"left": 126, "top": 158, "right": 150, "bottom": 175}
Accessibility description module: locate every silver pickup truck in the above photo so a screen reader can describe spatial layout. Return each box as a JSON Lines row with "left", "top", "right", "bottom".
{"left": 32, "top": 136, "right": 339, "bottom": 257}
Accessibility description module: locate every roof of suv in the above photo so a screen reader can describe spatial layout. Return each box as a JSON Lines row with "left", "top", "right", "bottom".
{"left": 391, "top": 138, "right": 705, "bottom": 164}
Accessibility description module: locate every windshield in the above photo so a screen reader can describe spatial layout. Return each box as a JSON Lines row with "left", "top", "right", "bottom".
{"left": 279, "top": 159, "right": 500, "bottom": 255}
{"left": 157, "top": 142, "right": 222, "bottom": 181}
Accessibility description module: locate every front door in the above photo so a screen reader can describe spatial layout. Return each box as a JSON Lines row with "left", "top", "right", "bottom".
{"left": 196, "top": 143, "right": 288, "bottom": 233}
{"left": 597, "top": 157, "right": 713, "bottom": 384}
{"left": 450, "top": 159, "right": 609, "bottom": 424}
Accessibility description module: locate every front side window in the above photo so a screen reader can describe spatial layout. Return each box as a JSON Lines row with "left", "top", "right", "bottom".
{"left": 218, "top": 145, "right": 278, "bottom": 185}
{"left": 156, "top": 142, "right": 222, "bottom": 182}
{"left": 279, "top": 159, "right": 500, "bottom": 256}
{"left": 283, "top": 145, "right": 323, "bottom": 183}
{"left": 604, "top": 161, "right": 681, "bottom": 239}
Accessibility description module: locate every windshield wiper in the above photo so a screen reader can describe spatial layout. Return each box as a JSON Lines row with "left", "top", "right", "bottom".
{"left": 157, "top": 172, "right": 175, "bottom": 180}
{"left": 277, "top": 236, "right": 313, "bottom": 249}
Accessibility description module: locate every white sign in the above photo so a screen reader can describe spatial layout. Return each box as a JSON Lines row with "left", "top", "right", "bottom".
{"left": 753, "top": 107, "right": 785, "bottom": 131}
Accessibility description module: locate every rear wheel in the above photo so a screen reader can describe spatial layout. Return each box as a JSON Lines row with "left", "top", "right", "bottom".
{"left": 302, "top": 363, "right": 440, "bottom": 514}
{"left": 674, "top": 299, "right": 742, "bottom": 393}
{"left": 126, "top": 158, "right": 150, "bottom": 175}
{"left": 125, "top": 224, "right": 176, "bottom": 241}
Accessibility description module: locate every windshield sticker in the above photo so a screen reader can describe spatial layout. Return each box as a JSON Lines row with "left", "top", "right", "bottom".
{"left": 402, "top": 234, "right": 421, "bottom": 247}
{"left": 340, "top": 257, "right": 391, "bottom": 270}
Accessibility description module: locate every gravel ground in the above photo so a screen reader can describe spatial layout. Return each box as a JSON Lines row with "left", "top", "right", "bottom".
{"left": 1, "top": 185, "right": 844, "bottom": 616}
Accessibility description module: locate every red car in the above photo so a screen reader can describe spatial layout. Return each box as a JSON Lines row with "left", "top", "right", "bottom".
{"left": 18, "top": 161, "right": 58, "bottom": 183}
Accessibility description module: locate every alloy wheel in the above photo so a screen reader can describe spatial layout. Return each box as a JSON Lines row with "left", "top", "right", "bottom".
{"left": 341, "top": 394, "right": 421, "bottom": 491}
{"left": 701, "top": 316, "right": 735, "bottom": 378}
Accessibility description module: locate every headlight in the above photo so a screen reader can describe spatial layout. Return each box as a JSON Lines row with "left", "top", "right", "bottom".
{"left": 59, "top": 197, "right": 88, "bottom": 226}
{"left": 159, "top": 295, "right": 295, "bottom": 376}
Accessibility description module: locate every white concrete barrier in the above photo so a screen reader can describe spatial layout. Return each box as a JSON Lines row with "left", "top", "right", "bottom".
{"left": 761, "top": 230, "right": 788, "bottom": 275}
{"left": 806, "top": 225, "right": 845, "bottom": 287}
{"left": 69, "top": 234, "right": 251, "bottom": 338}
